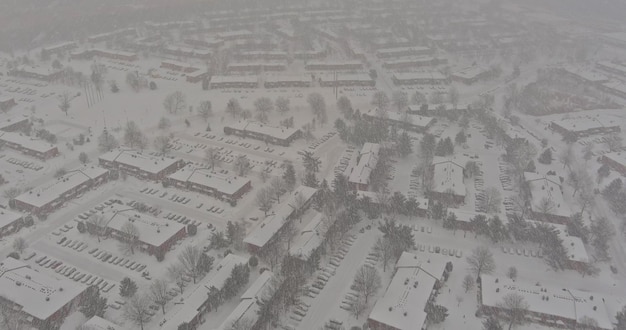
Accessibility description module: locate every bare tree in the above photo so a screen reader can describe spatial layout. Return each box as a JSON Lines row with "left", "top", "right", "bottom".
{"left": 12, "top": 237, "right": 27, "bottom": 255}
{"left": 205, "top": 147, "right": 221, "bottom": 170}
{"left": 123, "top": 121, "right": 145, "bottom": 148}
{"left": 167, "top": 264, "right": 186, "bottom": 294}
{"left": 149, "top": 279, "right": 169, "bottom": 314}
{"left": 256, "top": 188, "right": 274, "bottom": 217}
{"left": 270, "top": 177, "right": 286, "bottom": 203}
{"left": 582, "top": 143, "right": 595, "bottom": 163}
{"left": 3, "top": 187, "right": 21, "bottom": 200}
{"left": 462, "top": 274, "right": 474, "bottom": 292}
{"left": 233, "top": 155, "right": 250, "bottom": 176}
{"left": 536, "top": 197, "right": 555, "bottom": 219}
{"left": 275, "top": 96, "right": 290, "bottom": 114}
{"left": 98, "top": 129, "right": 118, "bottom": 152}
{"left": 226, "top": 98, "right": 242, "bottom": 118}
{"left": 198, "top": 101, "right": 212, "bottom": 121}
{"left": 123, "top": 294, "right": 151, "bottom": 330}
{"left": 479, "top": 187, "right": 502, "bottom": 214}
{"left": 163, "top": 91, "right": 187, "bottom": 114}
{"left": 0, "top": 296, "right": 26, "bottom": 330}
{"left": 58, "top": 92, "right": 71, "bottom": 116}
{"left": 568, "top": 164, "right": 593, "bottom": 197}
{"left": 605, "top": 134, "right": 622, "bottom": 152}
{"left": 391, "top": 91, "right": 408, "bottom": 112}
{"left": 371, "top": 91, "right": 390, "bottom": 111}
{"left": 591, "top": 217, "right": 615, "bottom": 261}
{"left": 307, "top": 93, "right": 327, "bottom": 125}
{"left": 158, "top": 117, "right": 171, "bottom": 130}
{"left": 559, "top": 145, "right": 574, "bottom": 170}
{"left": 254, "top": 97, "right": 274, "bottom": 123}
{"left": 467, "top": 246, "right": 496, "bottom": 278}
{"left": 227, "top": 317, "right": 255, "bottom": 330}
{"left": 87, "top": 213, "right": 107, "bottom": 242}
{"left": 154, "top": 135, "right": 171, "bottom": 155}
{"left": 178, "top": 245, "right": 203, "bottom": 284}
{"left": 373, "top": 237, "right": 394, "bottom": 272}
{"left": 119, "top": 222, "right": 140, "bottom": 255}
{"left": 349, "top": 294, "right": 367, "bottom": 320}
{"left": 352, "top": 266, "right": 381, "bottom": 304}
{"left": 498, "top": 293, "right": 529, "bottom": 330}
{"left": 507, "top": 266, "right": 518, "bottom": 280}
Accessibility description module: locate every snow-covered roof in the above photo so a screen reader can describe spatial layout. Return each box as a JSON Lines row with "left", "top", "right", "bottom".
{"left": 227, "top": 120, "right": 300, "bottom": 140}
{"left": 0, "top": 257, "right": 87, "bottom": 321}
{"left": 431, "top": 157, "right": 466, "bottom": 197}
{"left": 384, "top": 56, "right": 438, "bottom": 65}
{"left": 376, "top": 46, "right": 431, "bottom": 55}
{"left": 392, "top": 71, "right": 447, "bottom": 81}
{"left": 365, "top": 109, "right": 435, "bottom": 128}
{"left": 481, "top": 274, "right": 613, "bottom": 330}
{"left": 0, "top": 115, "right": 27, "bottom": 131}
{"left": 561, "top": 65, "right": 609, "bottom": 83}
{"left": 602, "top": 151, "right": 626, "bottom": 166}
{"left": 524, "top": 172, "right": 571, "bottom": 218}
{"left": 319, "top": 72, "right": 373, "bottom": 83}
{"left": 15, "top": 166, "right": 109, "bottom": 208}
{"left": 551, "top": 115, "right": 619, "bottom": 133}
{"left": 217, "top": 271, "right": 274, "bottom": 330}
{"left": 348, "top": 143, "right": 380, "bottom": 186}
{"left": 12, "top": 66, "right": 63, "bottom": 77}
{"left": 264, "top": 74, "right": 310, "bottom": 83}
{"left": 369, "top": 252, "right": 446, "bottom": 330}
{"left": 217, "top": 30, "right": 253, "bottom": 38}
{"left": 91, "top": 48, "right": 137, "bottom": 57}
{"left": 306, "top": 60, "right": 363, "bottom": 67}
{"left": 99, "top": 149, "right": 182, "bottom": 175}
{"left": 163, "top": 254, "right": 247, "bottom": 328}
{"left": 452, "top": 66, "right": 489, "bottom": 80}
{"left": 240, "top": 50, "right": 288, "bottom": 56}
{"left": 210, "top": 75, "right": 259, "bottom": 84}
{"left": 0, "top": 132, "right": 57, "bottom": 153}
{"left": 597, "top": 61, "right": 626, "bottom": 75}
{"left": 82, "top": 316, "right": 120, "bottom": 330}
{"left": 0, "top": 209, "right": 23, "bottom": 229}
{"left": 168, "top": 165, "right": 250, "bottom": 196}
{"left": 601, "top": 80, "right": 626, "bottom": 94}
{"left": 244, "top": 186, "right": 317, "bottom": 249}
{"left": 289, "top": 212, "right": 328, "bottom": 260}
{"left": 161, "top": 60, "right": 197, "bottom": 69}
{"left": 102, "top": 208, "right": 185, "bottom": 248}
{"left": 446, "top": 208, "right": 487, "bottom": 223}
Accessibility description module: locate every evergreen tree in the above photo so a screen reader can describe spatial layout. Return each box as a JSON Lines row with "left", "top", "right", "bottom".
{"left": 119, "top": 277, "right": 138, "bottom": 297}
{"left": 282, "top": 163, "right": 296, "bottom": 190}
{"left": 80, "top": 287, "right": 108, "bottom": 318}
{"left": 538, "top": 148, "right": 552, "bottom": 164}
{"left": 397, "top": 131, "right": 413, "bottom": 157}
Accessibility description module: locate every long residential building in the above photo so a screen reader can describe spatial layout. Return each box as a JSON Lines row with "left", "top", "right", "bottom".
{"left": 305, "top": 60, "right": 363, "bottom": 71}
{"left": 363, "top": 109, "right": 435, "bottom": 133}
{"left": 167, "top": 165, "right": 252, "bottom": 202}
{"left": 601, "top": 151, "right": 626, "bottom": 175}
{"left": 98, "top": 149, "right": 185, "bottom": 181}
{"left": 224, "top": 121, "right": 301, "bottom": 146}
{"left": 0, "top": 257, "right": 90, "bottom": 328}
{"left": 217, "top": 271, "right": 275, "bottom": 330}
{"left": 0, "top": 131, "right": 58, "bottom": 159}
{"left": 368, "top": 252, "right": 449, "bottom": 330}
{"left": 429, "top": 157, "right": 466, "bottom": 204}
{"left": 264, "top": 74, "right": 311, "bottom": 88}
{"left": 375, "top": 46, "right": 433, "bottom": 58}
{"left": 480, "top": 274, "right": 613, "bottom": 330}
{"left": 392, "top": 71, "right": 449, "bottom": 85}
{"left": 209, "top": 75, "right": 258, "bottom": 89}
{"left": 319, "top": 72, "right": 375, "bottom": 87}
{"left": 524, "top": 172, "right": 571, "bottom": 224}
{"left": 12, "top": 166, "right": 109, "bottom": 215}
{"left": 244, "top": 186, "right": 318, "bottom": 252}
{"left": 8, "top": 66, "right": 65, "bottom": 82}
{"left": 347, "top": 143, "right": 380, "bottom": 191}
{"left": 550, "top": 116, "right": 620, "bottom": 141}
{"left": 0, "top": 209, "right": 25, "bottom": 238}
{"left": 70, "top": 48, "right": 138, "bottom": 61}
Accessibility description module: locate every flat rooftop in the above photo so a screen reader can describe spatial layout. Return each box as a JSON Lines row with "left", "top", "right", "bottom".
{"left": 99, "top": 149, "right": 182, "bottom": 175}
{"left": 0, "top": 131, "right": 57, "bottom": 153}
{"left": 168, "top": 165, "right": 250, "bottom": 195}
{"left": 227, "top": 120, "right": 300, "bottom": 140}
{"left": 102, "top": 207, "right": 185, "bottom": 248}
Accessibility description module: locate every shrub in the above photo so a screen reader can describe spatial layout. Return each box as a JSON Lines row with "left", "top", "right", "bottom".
{"left": 248, "top": 255, "right": 258, "bottom": 267}
{"left": 187, "top": 224, "right": 197, "bottom": 236}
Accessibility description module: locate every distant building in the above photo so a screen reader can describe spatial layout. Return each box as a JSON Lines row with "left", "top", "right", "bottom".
{"left": 524, "top": 172, "right": 571, "bottom": 224}
{"left": 527, "top": 220, "right": 590, "bottom": 271}
{"left": 375, "top": 46, "right": 433, "bottom": 58}
{"left": 244, "top": 186, "right": 317, "bottom": 252}
{"left": 12, "top": 166, "right": 109, "bottom": 215}
{"left": 550, "top": 116, "right": 620, "bottom": 141}
{"left": 558, "top": 66, "right": 609, "bottom": 85}
{"left": 0, "top": 132, "right": 58, "bottom": 159}
{"left": 88, "top": 208, "right": 186, "bottom": 257}
{"left": 347, "top": 143, "right": 380, "bottom": 191}
{"left": 383, "top": 56, "right": 447, "bottom": 70}
{"left": 305, "top": 60, "right": 363, "bottom": 71}
{"left": 168, "top": 165, "right": 252, "bottom": 202}
{"left": 600, "top": 151, "right": 626, "bottom": 175}
{"left": 70, "top": 48, "right": 138, "bottom": 61}
{"left": 209, "top": 75, "right": 258, "bottom": 89}
{"left": 0, "top": 97, "right": 17, "bottom": 111}
{"left": 429, "top": 157, "right": 466, "bottom": 204}
{"left": 0, "top": 115, "right": 29, "bottom": 132}
{"left": 451, "top": 66, "right": 491, "bottom": 84}
{"left": 227, "top": 62, "right": 286, "bottom": 73}
{"left": 0, "top": 257, "right": 90, "bottom": 328}
{"left": 98, "top": 149, "right": 185, "bottom": 181}
{"left": 160, "top": 60, "right": 200, "bottom": 73}
{"left": 264, "top": 74, "right": 311, "bottom": 88}
{"left": 480, "top": 274, "right": 613, "bottom": 330}
{"left": 392, "top": 71, "right": 449, "bottom": 85}
{"left": 86, "top": 28, "right": 136, "bottom": 44}
{"left": 363, "top": 109, "right": 435, "bottom": 133}
{"left": 236, "top": 51, "right": 288, "bottom": 61}
{"left": 0, "top": 209, "right": 24, "bottom": 238}
{"left": 41, "top": 41, "right": 77, "bottom": 56}
{"left": 319, "top": 72, "right": 375, "bottom": 87}
{"left": 368, "top": 252, "right": 449, "bottom": 330}
{"left": 224, "top": 121, "right": 301, "bottom": 146}
{"left": 8, "top": 66, "right": 64, "bottom": 82}
{"left": 161, "top": 254, "right": 248, "bottom": 329}
{"left": 596, "top": 61, "right": 626, "bottom": 79}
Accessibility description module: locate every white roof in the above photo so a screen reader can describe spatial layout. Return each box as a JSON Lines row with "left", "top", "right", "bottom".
{"left": 102, "top": 208, "right": 185, "bottom": 248}
{"left": 217, "top": 30, "right": 253, "bottom": 38}
{"left": 227, "top": 120, "right": 300, "bottom": 141}
{"left": 13, "top": 66, "right": 63, "bottom": 77}
{"left": 163, "top": 254, "right": 247, "bottom": 328}
{"left": 524, "top": 172, "right": 571, "bottom": 218}
{"left": 348, "top": 143, "right": 380, "bottom": 186}
{"left": 265, "top": 74, "right": 310, "bottom": 83}
{"left": 376, "top": 46, "right": 431, "bottom": 55}
{"left": 365, "top": 109, "right": 434, "bottom": 128}
{"left": 161, "top": 60, "right": 196, "bottom": 69}
{"left": 217, "top": 271, "right": 274, "bottom": 330}
{"left": 240, "top": 50, "right": 288, "bottom": 56}
{"left": 369, "top": 252, "right": 446, "bottom": 330}
{"left": 527, "top": 220, "right": 589, "bottom": 263}
{"left": 320, "top": 72, "right": 373, "bottom": 83}
{"left": 602, "top": 151, "right": 626, "bottom": 166}
{"left": 307, "top": 60, "right": 362, "bottom": 67}
{"left": 0, "top": 131, "right": 57, "bottom": 153}
{"left": 0, "top": 257, "right": 87, "bottom": 321}
{"left": 446, "top": 208, "right": 487, "bottom": 223}
{"left": 99, "top": 149, "right": 182, "bottom": 175}
{"left": 289, "top": 212, "right": 328, "bottom": 260}
{"left": 384, "top": 56, "right": 437, "bottom": 65}
{"left": 168, "top": 165, "right": 250, "bottom": 195}
{"left": 244, "top": 186, "right": 317, "bottom": 249}
{"left": 0, "top": 114, "right": 27, "bottom": 131}
{"left": 561, "top": 65, "right": 609, "bottom": 83}
{"left": 0, "top": 209, "right": 23, "bottom": 229}
{"left": 452, "top": 66, "right": 489, "bottom": 80}
{"left": 552, "top": 115, "right": 619, "bottom": 133}
{"left": 481, "top": 274, "right": 613, "bottom": 330}
{"left": 597, "top": 61, "right": 626, "bottom": 75}
{"left": 210, "top": 75, "right": 258, "bottom": 84}
{"left": 82, "top": 316, "right": 120, "bottom": 330}
{"left": 91, "top": 48, "right": 137, "bottom": 57}
{"left": 393, "top": 71, "right": 447, "bottom": 81}
{"left": 431, "top": 157, "right": 466, "bottom": 197}
{"left": 15, "top": 167, "right": 108, "bottom": 208}
{"left": 601, "top": 80, "right": 626, "bottom": 94}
